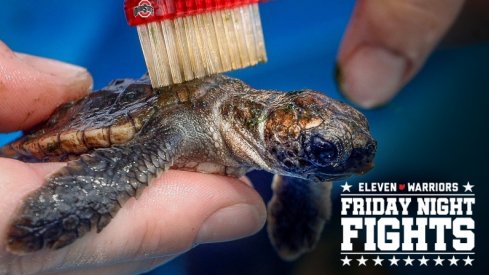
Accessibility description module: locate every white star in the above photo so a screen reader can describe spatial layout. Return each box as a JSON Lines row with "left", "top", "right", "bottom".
{"left": 341, "top": 256, "right": 352, "bottom": 266}
{"left": 357, "top": 255, "right": 367, "bottom": 266}
{"left": 434, "top": 256, "right": 444, "bottom": 266}
{"left": 373, "top": 256, "right": 384, "bottom": 266}
{"left": 463, "top": 182, "right": 474, "bottom": 192}
{"left": 418, "top": 255, "right": 429, "bottom": 266}
{"left": 341, "top": 182, "right": 352, "bottom": 192}
{"left": 463, "top": 256, "right": 474, "bottom": 266}
{"left": 389, "top": 256, "right": 399, "bottom": 266}
{"left": 403, "top": 256, "right": 414, "bottom": 266}
{"left": 448, "top": 256, "right": 459, "bottom": 266}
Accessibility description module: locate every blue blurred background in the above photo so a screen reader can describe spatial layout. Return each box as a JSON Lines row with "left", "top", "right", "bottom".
{"left": 1, "top": 0, "right": 488, "bottom": 274}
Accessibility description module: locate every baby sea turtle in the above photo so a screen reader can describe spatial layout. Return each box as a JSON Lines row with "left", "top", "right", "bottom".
{"left": 1, "top": 74, "right": 376, "bottom": 260}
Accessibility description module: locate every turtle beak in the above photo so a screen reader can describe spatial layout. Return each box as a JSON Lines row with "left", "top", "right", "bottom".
{"left": 346, "top": 139, "right": 377, "bottom": 175}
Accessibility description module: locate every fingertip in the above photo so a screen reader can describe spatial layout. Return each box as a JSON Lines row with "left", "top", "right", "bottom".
{"left": 146, "top": 171, "right": 266, "bottom": 246}
{"left": 0, "top": 42, "right": 92, "bottom": 132}
{"left": 337, "top": 46, "right": 408, "bottom": 109}
{"left": 337, "top": 0, "right": 465, "bottom": 108}
{"left": 196, "top": 202, "right": 266, "bottom": 244}
{"left": 192, "top": 174, "right": 266, "bottom": 244}
{"left": 15, "top": 52, "right": 93, "bottom": 99}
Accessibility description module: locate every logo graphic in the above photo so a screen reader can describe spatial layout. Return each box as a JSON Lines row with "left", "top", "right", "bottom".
{"left": 339, "top": 181, "right": 475, "bottom": 267}
{"left": 133, "top": 0, "right": 154, "bottom": 18}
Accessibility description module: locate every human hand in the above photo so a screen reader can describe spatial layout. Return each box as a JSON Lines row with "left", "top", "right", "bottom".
{"left": 0, "top": 41, "right": 266, "bottom": 274}
{"left": 337, "top": 0, "right": 489, "bottom": 109}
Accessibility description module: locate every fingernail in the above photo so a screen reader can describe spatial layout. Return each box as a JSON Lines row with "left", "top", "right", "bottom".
{"left": 16, "top": 53, "right": 93, "bottom": 93}
{"left": 196, "top": 203, "right": 265, "bottom": 244}
{"left": 65, "top": 67, "right": 93, "bottom": 94}
{"left": 40, "top": 59, "right": 93, "bottom": 94}
{"left": 338, "top": 46, "right": 407, "bottom": 109}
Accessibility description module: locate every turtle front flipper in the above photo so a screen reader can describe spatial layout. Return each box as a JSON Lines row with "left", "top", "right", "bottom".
{"left": 6, "top": 129, "right": 183, "bottom": 254}
{"left": 267, "top": 175, "right": 332, "bottom": 261}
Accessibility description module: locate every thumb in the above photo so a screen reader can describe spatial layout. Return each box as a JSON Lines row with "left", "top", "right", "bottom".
{"left": 337, "top": 0, "right": 465, "bottom": 109}
{"left": 0, "top": 164, "right": 266, "bottom": 273}
{"left": 0, "top": 41, "right": 92, "bottom": 132}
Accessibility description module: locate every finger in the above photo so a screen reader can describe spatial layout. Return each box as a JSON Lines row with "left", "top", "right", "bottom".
{"left": 337, "top": 0, "right": 465, "bottom": 108}
{"left": 0, "top": 163, "right": 266, "bottom": 273}
{"left": 239, "top": 175, "right": 253, "bottom": 187}
{"left": 55, "top": 256, "right": 173, "bottom": 275}
{"left": 0, "top": 41, "right": 93, "bottom": 132}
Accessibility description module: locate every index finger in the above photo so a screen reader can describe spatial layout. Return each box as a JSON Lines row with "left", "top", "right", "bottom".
{"left": 0, "top": 41, "right": 92, "bottom": 132}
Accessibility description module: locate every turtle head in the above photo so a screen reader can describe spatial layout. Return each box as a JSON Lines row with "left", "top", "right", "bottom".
{"left": 264, "top": 90, "right": 376, "bottom": 181}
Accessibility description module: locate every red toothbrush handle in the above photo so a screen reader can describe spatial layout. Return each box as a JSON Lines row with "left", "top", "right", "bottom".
{"left": 125, "top": 0, "right": 264, "bottom": 26}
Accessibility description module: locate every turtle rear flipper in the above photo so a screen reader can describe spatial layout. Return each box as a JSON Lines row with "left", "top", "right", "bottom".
{"left": 267, "top": 175, "right": 332, "bottom": 261}
{"left": 6, "top": 129, "right": 183, "bottom": 254}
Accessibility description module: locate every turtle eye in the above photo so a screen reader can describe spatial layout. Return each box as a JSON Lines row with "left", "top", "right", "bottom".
{"left": 307, "top": 136, "right": 338, "bottom": 165}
